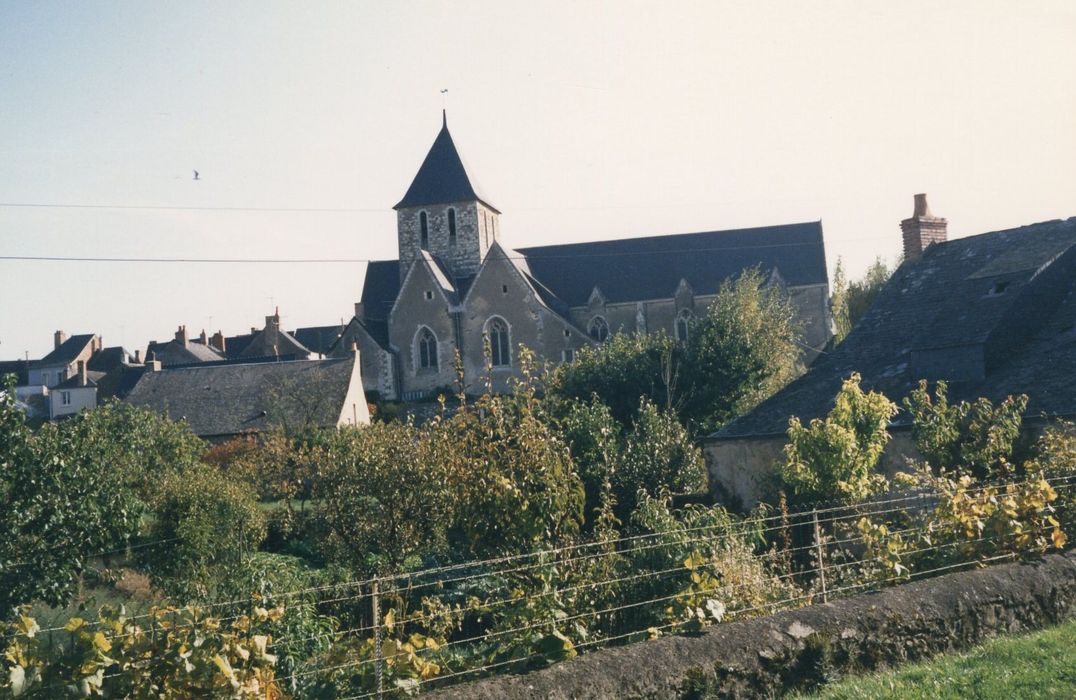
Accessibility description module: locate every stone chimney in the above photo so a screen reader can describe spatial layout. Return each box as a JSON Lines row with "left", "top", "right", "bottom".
{"left": 146, "top": 351, "right": 161, "bottom": 372}
{"left": 264, "top": 308, "right": 281, "bottom": 353}
{"left": 901, "top": 193, "right": 947, "bottom": 262}
{"left": 209, "top": 331, "right": 226, "bottom": 353}
{"left": 77, "top": 360, "right": 87, "bottom": 386}
{"left": 54, "top": 330, "right": 66, "bottom": 349}
{"left": 174, "top": 325, "right": 189, "bottom": 347}
{"left": 354, "top": 302, "right": 365, "bottom": 321}
{"left": 198, "top": 329, "right": 208, "bottom": 344}
{"left": 134, "top": 349, "right": 143, "bottom": 364}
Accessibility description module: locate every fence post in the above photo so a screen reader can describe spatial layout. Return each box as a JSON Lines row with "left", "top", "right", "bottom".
{"left": 372, "top": 579, "right": 383, "bottom": 699}
{"left": 812, "top": 508, "right": 828, "bottom": 604}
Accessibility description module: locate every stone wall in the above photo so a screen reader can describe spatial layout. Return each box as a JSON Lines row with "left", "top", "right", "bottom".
{"left": 427, "top": 551, "right": 1076, "bottom": 699}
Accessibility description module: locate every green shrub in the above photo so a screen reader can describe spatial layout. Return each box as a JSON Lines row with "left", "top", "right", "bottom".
{"left": 779, "top": 372, "right": 897, "bottom": 505}
{"left": 144, "top": 464, "right": 267, "bottom": 600}
{"left": 904, "top": 380, "right": 1029, "bottom": 480}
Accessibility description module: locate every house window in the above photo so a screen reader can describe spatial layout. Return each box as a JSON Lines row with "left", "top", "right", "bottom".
{"left": 487, "top": 317, "right": 510, "bottom": 367}
{"left": 448, "top": 208, "right": 457, "bottom": 245}
{"left": 424, "top": 290, "right": 434, "bottom": 300}
{"left": 588, "top": 316, "right": 609, "bottom": 342}
{"left": 420, "top": 211, "right": 429, "bottom": 249}
{"left": 501, "top": 284, "right": 508, "bottom": 294}
{"left": 417, "top": 327, "right": 438, "bottom": 371}
{"left": 61, "top": 391, "right": 71, "bottom": 406}
{"left": 564, "top": 329, "right": 571, "bottom": 338}
{"left": 562, "top": 348, "right": 575, "bottom": 363}
{"left": 676, "top": 309, "right": 693, "bottom": 342}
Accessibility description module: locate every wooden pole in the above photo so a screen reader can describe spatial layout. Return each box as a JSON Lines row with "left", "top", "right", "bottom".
{"left": 372, "top": 579, "right": 383, "bottom": 698}
{"left": 812, "top": 509, "right": 828, "bottom": 604}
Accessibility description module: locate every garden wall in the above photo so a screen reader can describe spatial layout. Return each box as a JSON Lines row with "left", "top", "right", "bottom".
{"left": 428, "top": 551, "right": 1076, "bottom": 699}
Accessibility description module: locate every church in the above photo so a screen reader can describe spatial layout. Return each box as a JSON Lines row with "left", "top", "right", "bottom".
{"left": 332, "top": 113, "right": 833, "bottom": 400}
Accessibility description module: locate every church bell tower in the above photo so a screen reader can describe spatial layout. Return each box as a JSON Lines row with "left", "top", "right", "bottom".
{"left": 394, "top": 111, "right": 500, "bottom": 279}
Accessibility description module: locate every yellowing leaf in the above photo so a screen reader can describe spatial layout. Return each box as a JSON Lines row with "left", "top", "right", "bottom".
{"left": 92, "top": 632, "right": 112, "bottom": 653}
{"left": 64, "top": 617, "right": 87, "bottom": 632}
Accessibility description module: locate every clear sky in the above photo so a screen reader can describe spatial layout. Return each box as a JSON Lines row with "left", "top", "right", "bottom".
{"left": 2, "top": 1, "right": 1074, "bottom": 359}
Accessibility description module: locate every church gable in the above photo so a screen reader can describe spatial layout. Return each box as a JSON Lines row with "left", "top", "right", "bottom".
{"left": 388, "top": 257, "right": 457, "bottom": 391}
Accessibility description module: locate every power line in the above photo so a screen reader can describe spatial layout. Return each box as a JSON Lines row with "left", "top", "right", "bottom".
{"left": 0, "top": 202, "right": 385, "bottom": 213}
{"left": 0, "top": 236, "right": 892, "bottom": 265}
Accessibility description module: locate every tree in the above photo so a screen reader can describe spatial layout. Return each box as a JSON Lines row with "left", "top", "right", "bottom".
{"left": 830, "top": 258, "right": 851, "bottom": 342}
{"left": 680, "top": 268, "right": 803, "bottom": 434}
{"left": 144, "top": 463, "right": 267, "bottom": 600}
{"left": 549, "top": 332, "right": 679, "bottom": 427}
{"left": 779, "top": 373, "right": 898, "bottom": 505}
{"left": 903, "top": 380, "right": 1029, "bottom": 480}
{"left": 445, "top": 349, "right": 585, "bottom": 556}
{"left": 614, "top": 400, "right": 707, "bottom": 522}
{"left": 846, "top": 257, "right": 892, "bottom": 329}
{"left": 0, "top": 380, "right": 143, "bottom": 618}
{"left": 317, "top": 421, "right": 452, "bottom": 574}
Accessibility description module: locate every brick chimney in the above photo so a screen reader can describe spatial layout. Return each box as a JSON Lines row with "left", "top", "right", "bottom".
{"left": 354, "top": 302, "right": 365, "bottom": 320}
{"left": 134, "top": 349, "right": 143, "bottom": 364}
{"left": 54, "top": 330, "right": 66, "bottom": 349}
{"left": 901, "top": 193, "right": 947, "bottom": 262}
{"left": 209, "top": 330, "right": 226, "bottom": 353}
{"left": 198, "top": 329, "right": 208, "bottom": 344}
{"left": 77, "top": 360, "right": 87, "bottom": 387}
{"left": 174, "top": 325, "right": 189, "bottom": 347}
{"left": 264, "top": 308, "right": 281, "bottom": 354}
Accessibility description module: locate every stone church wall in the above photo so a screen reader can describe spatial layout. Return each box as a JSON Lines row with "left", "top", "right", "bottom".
{"left": 389, "top": 262, "right": 459, "bottom": 397}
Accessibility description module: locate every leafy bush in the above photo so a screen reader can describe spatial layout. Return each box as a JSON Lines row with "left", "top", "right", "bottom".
{"left": 680, "top": 268, "right": 803, "bottom": 434}
{"left": 0, "top": 604, "right": 285, "bottom": 698}
{"left": 0, "top": 381, "right": 143, "bottom": 617}
{"left": 904, "top": 380, "right": 1029, "bottom": 480}
{"left": 316, "top": 421, "right": 451, "bottom": 575}
{"left": 443, "top": 351, "right": 585, "bottom": 557}
{"left": 614, "top": 400, "right": 707, "bottom": 521}
{"left": 779, "top": 373, "right": 898, "bottom": 505}
{"left": 549, "top": 332, "right": 678, "bottom": 427}
{"left": 144, "top": 464, "right": 267, "bottom": 600}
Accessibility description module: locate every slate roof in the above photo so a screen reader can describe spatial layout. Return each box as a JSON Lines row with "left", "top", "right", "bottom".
{"left": 0, "top": 360, "right": 30, "bottom": 385}
{"left": 359, "top": 261, "right": 402, "bottom": 321}
{"left": 360, "top": 222, "right": 829, "bottom": 320}
{"left": 712, "top": 217, "right": 1076, "bottom": 440}
{"left": 394, "top": 112, "right": 497, "bottom": 212}
{"left": 146, "top": 339, "right": 225, "bottom": 366}
{"left": 54, "top": 370, "right": 106, "bottom": 389}
{"left": 87, "top": 346, "right": 132, "bottom": 373}
{"left": 293, "top": 325, "right": 346, "bottom": 355}
{"left": 96, "top": 364, "right": 147, "bottom": 401}
{"left": 223, "top": 333, "right": 256, "bottom": 358}
{"left": 518, "top": 222, "right": 828, "bottom": 306}
{"left": 38, "top": 334, "right": 97, "bottom": 366}
{"left": 125, "top": 357, "right": 358, "bottom": 438}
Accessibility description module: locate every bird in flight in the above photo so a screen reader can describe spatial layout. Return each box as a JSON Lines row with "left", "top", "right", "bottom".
{"left": 193, "top": 170, "right": 200, "bottom": 181}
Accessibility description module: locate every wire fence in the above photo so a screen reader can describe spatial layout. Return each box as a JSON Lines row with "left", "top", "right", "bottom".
{"left": 12, "top": 471, "right": 1076, "bottom": 698}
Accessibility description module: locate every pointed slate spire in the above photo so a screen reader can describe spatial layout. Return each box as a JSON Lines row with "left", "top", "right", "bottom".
{"left": 394, "top": 113, "right": 498, "bottom": 212}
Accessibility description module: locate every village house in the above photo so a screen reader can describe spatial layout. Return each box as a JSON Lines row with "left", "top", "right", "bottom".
{"left": 703, "top": 196, "right": 1076, "bottom": 507}
{"left": 335, "top": 113, "right": 834, "bottom": 400}
{"left": 123, "top": 352, "right": 369, "bottom": 440}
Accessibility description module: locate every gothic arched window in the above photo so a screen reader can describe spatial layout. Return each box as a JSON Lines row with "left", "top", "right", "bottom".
{"left": 486, "top": 317, "right": 510, "bottom": 367}
{"left": 447, "top": 207, "right": 457, "bottom": 246}
{"left": 676, "top": 309, "right": 693, "bottom": 342}
{"left": 419, "top": 211, "right": 429, "bottom": 249}
{"left": 588, "top": 316, "right": 609, "bottom": 342}
{"left": 417, "top": 327, "right": 438, "bottom": 371}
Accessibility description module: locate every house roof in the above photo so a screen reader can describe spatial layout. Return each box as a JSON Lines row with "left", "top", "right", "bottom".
{"left": 38, "top": 334, "right": 97, "bottom": 366}
{"left": 0, "top": 360, "right": 30, "bottom": 385}
{"left": 518, "top": 222, "right": 828, "bottom": 306}
{"left": 146, "top": 339, "right": 225, "bottom": 366}
{"left": 96, "top": 364, "right": 148, "bottom": 401}
{"left": 54, "top": 370, "right": 106, "bottom": 389}
{"left": 293, "top": 325, "right": 346, "bottom": 355}
{"left": 712, "top": 217, "right": 1076, "bottom": 441}
{"left": 394, "top": 112, "right": 498, "bottom": 212}
{"left": 87, "top": 346, "right": 132, "bottom": 373}
{"left": 124, "top": 357, "right": 358, "bottom": 438}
